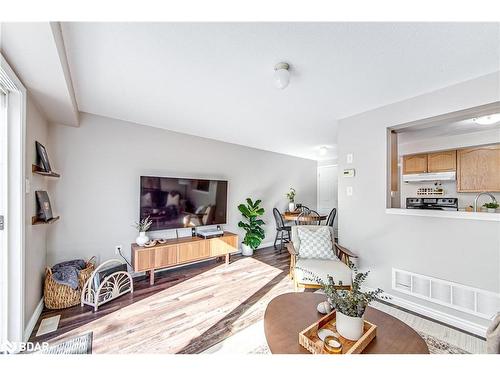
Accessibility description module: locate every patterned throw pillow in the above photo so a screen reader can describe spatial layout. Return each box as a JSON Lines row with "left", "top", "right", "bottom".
{"left": 297, "top": 226, "right": 337, "bottom": 260}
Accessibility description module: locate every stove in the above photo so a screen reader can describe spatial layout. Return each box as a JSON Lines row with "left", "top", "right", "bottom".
{"left": 406, "top": 197, "right": 458, "bottom": 211}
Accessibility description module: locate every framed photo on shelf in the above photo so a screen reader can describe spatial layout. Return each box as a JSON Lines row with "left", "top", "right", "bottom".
{"left": 36, "top": 190, "right": 53, "bottom": 222}
{"left": 35, "top": 141, "right": 52, "bottom": 172}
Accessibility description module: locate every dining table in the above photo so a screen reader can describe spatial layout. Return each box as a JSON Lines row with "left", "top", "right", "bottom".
{"left": 282, "top": 211, "right": 327, "bottom": 223}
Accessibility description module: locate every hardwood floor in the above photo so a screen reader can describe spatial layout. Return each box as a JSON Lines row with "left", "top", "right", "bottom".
{"left": 30, "top": 246, "right": 296, "bottom": 353}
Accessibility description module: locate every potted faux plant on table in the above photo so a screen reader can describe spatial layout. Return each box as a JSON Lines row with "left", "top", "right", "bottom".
{"left": 238, "top": 198, "right": 265, "bottom": 256}
{"left": 305, "top": 264, "right": 385, "bottom": 341}
{"left": 286, "top": 187, "right": 296, "bottom": 212}
{"left": 483, "top": 202, "right": 499, "bottom": 213}
{"left": 133, "top": 216, "right": 153, "bottom": 246}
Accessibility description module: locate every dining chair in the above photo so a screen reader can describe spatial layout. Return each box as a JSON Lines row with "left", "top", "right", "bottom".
{"left": 273, "top": 208, "right": 291, "bottom": 253}
{"left": 297, "top": 210, "right": 322, "bottom": 225}
{"left": 325, "top": 208, "right": 337, "bottom": 227}
{"left": 297, "top": 205, "right": 310, "bottom": 213}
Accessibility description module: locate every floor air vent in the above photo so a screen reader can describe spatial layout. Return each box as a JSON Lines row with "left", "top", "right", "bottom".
{"left": 392, "top": 268, "right": 500, "bottom": 319}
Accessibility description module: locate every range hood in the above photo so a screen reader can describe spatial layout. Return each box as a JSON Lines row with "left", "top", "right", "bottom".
{"left": 403, "top": 171, "right": 456, "bottom": 183}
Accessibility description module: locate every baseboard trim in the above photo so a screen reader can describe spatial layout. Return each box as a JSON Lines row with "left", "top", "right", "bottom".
{"left": 23, "top": 298, "right": 44, "bottom": 342}
{"left": 379, "top": 290, "right": 488, "bottom": 338}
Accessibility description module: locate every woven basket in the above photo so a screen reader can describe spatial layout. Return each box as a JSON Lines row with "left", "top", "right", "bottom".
{"left": 44, "top": 257, "right": 96, "bottom": 310}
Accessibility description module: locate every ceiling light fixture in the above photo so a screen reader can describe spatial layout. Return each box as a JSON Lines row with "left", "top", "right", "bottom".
{"left": 274, "top": 62, "right": 290, "bottom": 89}
{"left": 472, "top": 113, "right": 500, "bottom": 125}
{"left": 319, "top": 146, "right": 328, "bottom": 156}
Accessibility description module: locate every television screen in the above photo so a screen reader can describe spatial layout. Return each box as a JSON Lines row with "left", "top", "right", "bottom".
{"left": 140, "top": 176, "right": 228, "bottom": 231}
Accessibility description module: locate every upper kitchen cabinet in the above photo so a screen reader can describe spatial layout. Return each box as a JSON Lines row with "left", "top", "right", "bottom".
{"left": 427, "top": 150, "right": 456, "bottom": 172}
{"left": 457, "top": 144, "right": 500, "bottom": 192}
{"left": 403, "top": 153, "right": 428, "bottom": 174}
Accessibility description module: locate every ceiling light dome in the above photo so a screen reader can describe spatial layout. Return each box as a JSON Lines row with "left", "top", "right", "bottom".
{"left": 319, "top": 146, "right": 328, "bottom": 156}
{"left": 274, "top": 62, "right": 290, "bottom": 89}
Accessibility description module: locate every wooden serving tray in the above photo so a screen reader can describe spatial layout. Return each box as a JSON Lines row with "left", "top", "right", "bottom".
{"left": 299, "top": 310, "right": 377, "bottom": 354}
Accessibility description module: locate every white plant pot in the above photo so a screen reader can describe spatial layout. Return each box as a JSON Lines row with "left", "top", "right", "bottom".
{"left": 136, "top": 231, "right": 149, "bottom": 246}
{"left": 487, "top": 208, "right": 496, "bottom": 213}
{"left": 241, "top": 243, "right": 254, "bottom": 256}
{"left": 288, "top": 202, "right": 296, "bottom": 212}
{"left": 336, "top": 311, "right": 364, "bottom": 341}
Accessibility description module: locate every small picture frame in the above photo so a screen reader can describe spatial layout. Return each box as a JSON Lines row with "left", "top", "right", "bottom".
{"left": 35, "top": 190, "right": 53, "bottom": 222}
{"left": 35, "top": 141, "right": 52, "bottom": 172}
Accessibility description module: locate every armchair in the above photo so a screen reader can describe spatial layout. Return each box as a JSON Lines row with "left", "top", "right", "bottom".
{"left": 286, "top": 225, "right": 357, "bottom": 291}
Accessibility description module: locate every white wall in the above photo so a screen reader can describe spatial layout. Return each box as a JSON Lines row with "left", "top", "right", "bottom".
{"left": 46, "top": 113, "right": 317, "bottom": 265}
{"left": 338, "top": 72, "right": 500, "bottom": 329}
{"left": 24, "top": 96, "right": 49, "bottom": 328}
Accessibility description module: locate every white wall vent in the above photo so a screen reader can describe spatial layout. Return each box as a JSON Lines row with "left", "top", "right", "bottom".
{"left": 392, "top": 268, "right": 500, "bottom": 319}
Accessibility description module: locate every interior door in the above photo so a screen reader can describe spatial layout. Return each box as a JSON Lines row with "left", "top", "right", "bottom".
{"left": 317, "top": 165, "right": 338, "bottom": 233}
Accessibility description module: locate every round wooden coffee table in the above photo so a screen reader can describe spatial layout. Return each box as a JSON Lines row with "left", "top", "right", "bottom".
{"left": 264, "top": 293, "right": 429, "bottom": 354}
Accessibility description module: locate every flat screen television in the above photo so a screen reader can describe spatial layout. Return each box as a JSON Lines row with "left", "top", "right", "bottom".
{"left": 140, "top": 176, "right": 228, "bottom": 231}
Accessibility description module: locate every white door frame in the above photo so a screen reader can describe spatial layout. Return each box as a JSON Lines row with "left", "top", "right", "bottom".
{"left": 0, "top": 53, "right": 27, "bottom": 345}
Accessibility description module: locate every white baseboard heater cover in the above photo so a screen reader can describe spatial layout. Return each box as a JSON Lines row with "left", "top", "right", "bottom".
{"left": 392, "top": 268, "right": 500, "bottom": 319}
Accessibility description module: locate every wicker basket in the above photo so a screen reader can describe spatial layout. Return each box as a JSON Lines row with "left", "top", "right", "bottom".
{"left": 44, "top": 257, "right": 96, "bottom": 310}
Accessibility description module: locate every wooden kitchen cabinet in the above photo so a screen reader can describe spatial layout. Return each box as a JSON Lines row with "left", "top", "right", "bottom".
{"left": 403, "top": 153, "right": 428, "bottom": 174}
{"left": 428, "top": 150, "right": 456, "bottom": 172}
{"left": 457, "top": 144, "right": 500, "bottom": 192}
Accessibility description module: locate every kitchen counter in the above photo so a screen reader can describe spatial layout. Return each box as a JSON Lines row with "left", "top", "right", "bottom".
{"left": 386, "top": 208, "right": 500, "bottom": 222}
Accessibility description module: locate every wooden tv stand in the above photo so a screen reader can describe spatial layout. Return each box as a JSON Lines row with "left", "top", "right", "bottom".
{"left": 131, "top": 232, "right": 238, "bottom": 285}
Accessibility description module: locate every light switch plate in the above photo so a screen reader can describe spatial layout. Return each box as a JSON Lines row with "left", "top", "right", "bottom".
{"left": 346, "top": 153, "right": 353, "bottom": 164}
{"left": 346, "top": 186, "right": 353, "bottom": 196}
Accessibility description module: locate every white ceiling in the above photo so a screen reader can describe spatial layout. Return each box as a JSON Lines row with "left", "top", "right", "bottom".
{"left": 61, "top": 22, "right": 500, "bottom": 160}
{"left": 398, "top": 116, "right": 500, "bottom": 143}
{"left": 1, "top": 22, "right": 79, "bottom": 126}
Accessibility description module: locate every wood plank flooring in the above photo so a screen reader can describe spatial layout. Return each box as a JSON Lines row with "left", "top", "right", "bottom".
{"left": 30, "top": 246, "right": 295, "bottom": 353}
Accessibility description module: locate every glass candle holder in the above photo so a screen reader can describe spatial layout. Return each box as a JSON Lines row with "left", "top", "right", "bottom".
{"left": 323, "top": 335, "right": 342, "bottom": 354}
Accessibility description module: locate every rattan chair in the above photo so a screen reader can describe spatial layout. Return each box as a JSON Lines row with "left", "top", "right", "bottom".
{"left": 286, "top": 226, "right": 357, "bottom": 291}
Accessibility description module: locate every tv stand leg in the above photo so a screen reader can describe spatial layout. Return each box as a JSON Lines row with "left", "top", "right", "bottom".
{"left": 225, "top": 254, "right": 230, "bottom": 265}
{"left": 149, "top": 269, "right": 155, "bottom": 285}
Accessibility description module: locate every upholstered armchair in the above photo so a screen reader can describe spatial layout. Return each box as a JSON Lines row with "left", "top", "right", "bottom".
{"left": 286, "top": 225, "right": 357, "bottom": 291}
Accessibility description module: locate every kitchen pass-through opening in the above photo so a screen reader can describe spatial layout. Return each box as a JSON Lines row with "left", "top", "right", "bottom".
{"left": 386, "top": 102, "right": 500, "bottom": 211}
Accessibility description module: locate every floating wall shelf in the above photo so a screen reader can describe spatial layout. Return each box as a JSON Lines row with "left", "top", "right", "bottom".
{"left": 32, "top": 164, "right": 60, "bottom": 178}
{"left": 32, "top": 216, "right": 60, "bottom": 225}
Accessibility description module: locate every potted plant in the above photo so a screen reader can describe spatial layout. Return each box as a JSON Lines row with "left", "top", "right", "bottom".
{"left": 133, "top": 216, "right": 153, "bottom": 246}
{"left": 305, "top": 264, "right": 385, "bottom": 341}
{"left": 286, "top": 187, "right": 296, "bottom": 212}
{"left": 237, "top": 198, "right": 265, "bottom": 256}
{"left": 483, "top": 202, "right": 499, "bottom": 213}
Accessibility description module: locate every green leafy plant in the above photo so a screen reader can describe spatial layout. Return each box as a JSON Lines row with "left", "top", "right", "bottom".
{"left": 286, "top": 187, "right": 296, "bottom": 203}
{"left": 303, "top": 263, "right": 385, "bottom": 317}
{"left": 133, "top": 216, "right": 152, "bottom": 232}
{"left": 238, "top": 198, "right": 265, "bottom": 250}
{"left": 483, "top": 202, "right": 499, "bottom": 209}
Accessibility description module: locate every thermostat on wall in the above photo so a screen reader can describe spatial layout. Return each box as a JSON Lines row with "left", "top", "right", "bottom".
{"left": 343, "top": 168, "right": 355, "bottom": 177}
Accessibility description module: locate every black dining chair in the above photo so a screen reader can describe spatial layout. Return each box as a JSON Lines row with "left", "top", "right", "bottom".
{"left": 325, "top": 208, "right": 337, "bottom": 227}
{"left": 273, "top": 208, "right": 291, "bottom": 253}
{"left": 294, "top": 205, "right": 310, "bottom": 225}
{"left": 298, "top": 209, "right": 322, "bottom": 225}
